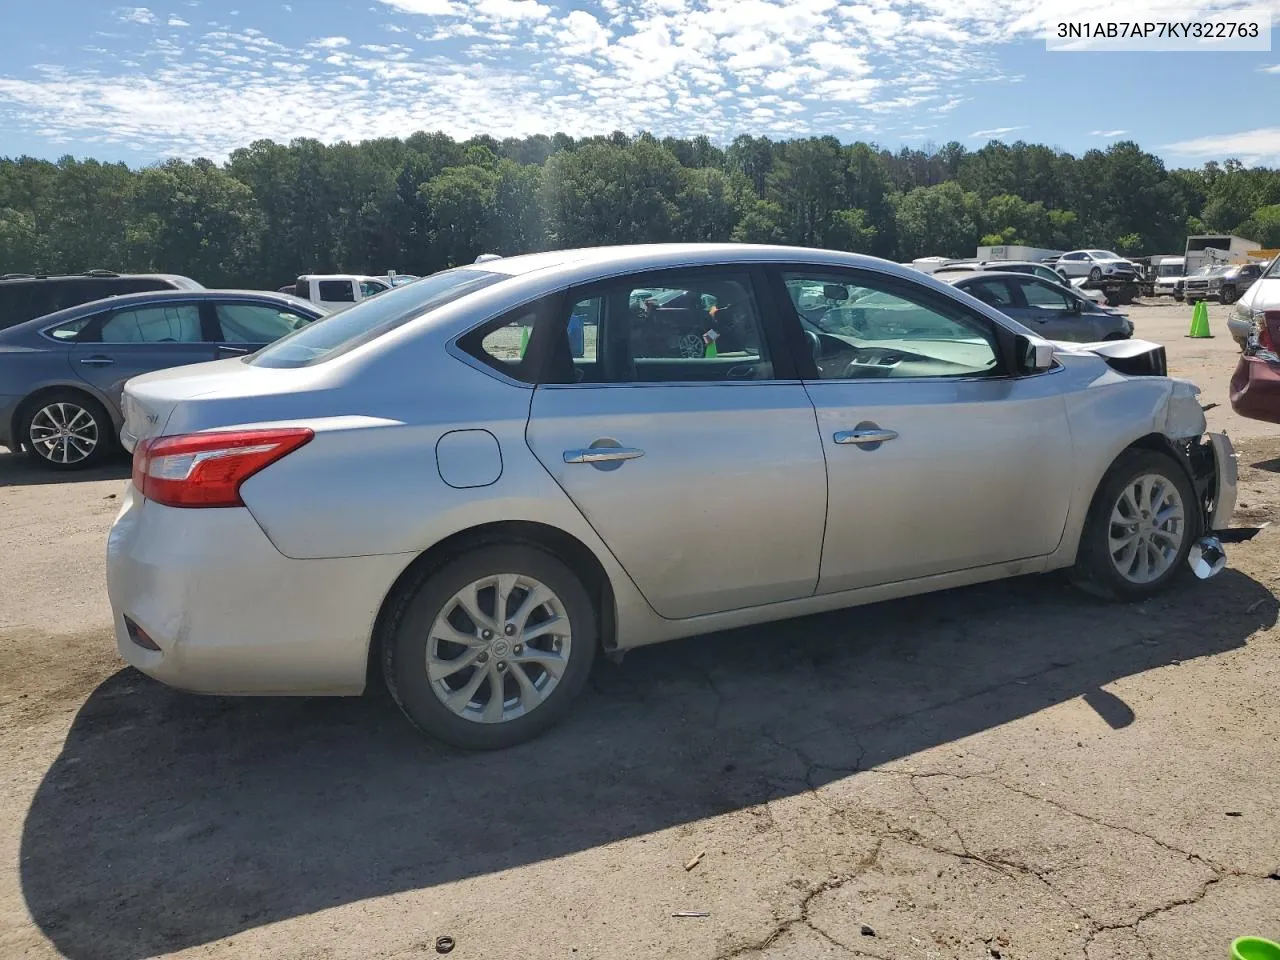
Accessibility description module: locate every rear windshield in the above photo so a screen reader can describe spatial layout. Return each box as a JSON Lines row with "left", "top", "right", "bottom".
{"left": 250, "top": 267, "right": 506, "bottom": 368}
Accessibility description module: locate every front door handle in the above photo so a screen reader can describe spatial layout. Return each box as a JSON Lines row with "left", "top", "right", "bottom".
{"left": 563, "top": 446, "right": 645, "bottom": 464}
{"left": 79, "top": 356, "right": 114, "bottom": 366}
{"left": 834, "top": 428, "right": 899, "bottom": 446}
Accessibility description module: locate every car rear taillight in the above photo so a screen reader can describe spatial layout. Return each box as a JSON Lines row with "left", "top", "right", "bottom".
{"left": 132, "top": 427, "right": 313, "bottom": 508}
{"left": 1260, "top": 311, "right": 1280, "bottom": 352}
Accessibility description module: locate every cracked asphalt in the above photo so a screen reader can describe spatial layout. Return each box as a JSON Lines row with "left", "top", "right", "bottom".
{"left": 1, "top": 301, "right": 1278, "bottom": 960}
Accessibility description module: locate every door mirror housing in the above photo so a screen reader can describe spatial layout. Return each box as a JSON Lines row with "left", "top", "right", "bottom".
{"left": 1014, "top": 333, "right": 1055, "bottom": 374}
{"left": 1071, "top": 297, "right": 1084, "bottom": 313}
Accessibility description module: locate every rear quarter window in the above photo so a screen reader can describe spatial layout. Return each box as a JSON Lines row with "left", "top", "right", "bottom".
{"left": 250, "top": 268, "right": 506, "bottom": 368}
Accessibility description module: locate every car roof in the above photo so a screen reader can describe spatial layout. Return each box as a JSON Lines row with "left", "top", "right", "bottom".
{"left": 0, "top": 272, "right": 196, "bottom": 285}
{"left": 10, "top": 288, "right": 323, "bottom": 333}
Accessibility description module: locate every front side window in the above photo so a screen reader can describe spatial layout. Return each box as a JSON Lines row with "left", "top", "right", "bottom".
{"left": 1016, "top": 277, "right": 1072, "bottom": 309}
{"left": 317, "top": 280, "right": 356, "bottom": 303}
{"left": 215, "top": 303, "right": 313, "bottom": 343}
{"left": 98, "top": 304, "right": 203, "bottom": 344}
{"left": 253, "top": 267, "right": 505, "bottom": 368}
{"left": 360, "top": 280, "right": 390, "bottom": 298}
{"left": 783, "top": 271, "right": 999, "bottom": 381}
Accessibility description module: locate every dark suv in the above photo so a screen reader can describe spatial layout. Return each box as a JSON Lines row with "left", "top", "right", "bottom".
{"left": 0, "top": 270, "right": 203, "bottom": 332}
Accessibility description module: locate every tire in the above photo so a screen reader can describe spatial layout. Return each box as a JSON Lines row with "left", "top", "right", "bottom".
{"left": 19, "top": 390, "right": 114, "bottom": 470}
{"left": 1174, "top": 293, "right": 1184, "bottom": 303}
{"left": 1088, "top": 267, "right": 1102, "bottom": 282}
{"left": 381, "top": 543, "right": 598, "bottom": 750}
{"left": 1220, "top": 286, "right": 1237, "bottom": 305}
{"left": 1073, "top": 449, "right": 1199, "bottom": 601}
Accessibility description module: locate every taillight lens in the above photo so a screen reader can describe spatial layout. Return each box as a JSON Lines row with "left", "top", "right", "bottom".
{"left": 1260, "top": 310, "right": 1280, "bottom": 352}
{"left": 132, "top": 428, "right": 313, "bottom": 508}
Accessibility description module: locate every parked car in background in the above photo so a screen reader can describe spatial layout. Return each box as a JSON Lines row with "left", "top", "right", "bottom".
{"left": 293, "top": 274, "right": 395, "bottom": 310}
{"left": 932, "top": 260, "right": 1067, "bottom": 286}
{"left": 1054, "top": 250, "right": 1139, "bottom": 282}
{"left": 942, "top": 272, "right": 1133, "bottom": 342}
{"left": 1199, "top": 261, "right": 1264, "bottom": 305}
{"left": 1227, "top": 255, "right": 1280, "bottom": 350}
{"left": 1182, "top": 265, "right": 1232, "bottom": 305}
{"left": 0, "top": 270, "right": 203, "bottom": 333}
{"left": 107, "top": 243, "right": 1234, "bottom": 750}
{"left": 0, "top": 289, "right": 325, "bottom": 468}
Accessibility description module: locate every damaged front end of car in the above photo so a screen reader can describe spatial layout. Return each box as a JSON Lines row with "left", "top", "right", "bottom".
{"left": 1063, "top": 337, "right": 1247, "bottom": 579}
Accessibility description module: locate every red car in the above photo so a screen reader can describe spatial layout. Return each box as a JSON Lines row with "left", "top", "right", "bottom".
{"left": 1229, "top": 309, "right": 1280, "bottom": 423}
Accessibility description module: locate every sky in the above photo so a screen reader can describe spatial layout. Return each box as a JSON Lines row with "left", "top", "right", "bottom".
{"left": 0, "top": 0, "right": 1278, "bottom": 167}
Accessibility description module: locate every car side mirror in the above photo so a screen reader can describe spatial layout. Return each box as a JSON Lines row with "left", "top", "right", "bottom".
{"left": 1014, "top": 333, "right": 1055, "bottom": 374}
{"left": 822, "top": 284, "right": 849, "bottom": 301}
{"left": 1071, "top": 298, "right": 1084, "bottom": 313}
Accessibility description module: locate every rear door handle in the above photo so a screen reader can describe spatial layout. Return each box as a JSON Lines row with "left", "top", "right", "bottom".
{"left": 834, "top": 428, "right": 899, "bottom": 446}
{"left": 563, "top": 446, "right": 645, "bottom": 464}
{"left": 79, "top": 356, "right": 114, "bottom": 366}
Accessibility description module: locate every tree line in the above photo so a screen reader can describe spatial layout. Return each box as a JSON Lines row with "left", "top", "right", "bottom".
{"left": 2, "top": 131, "right": 1279, "bottom": 290}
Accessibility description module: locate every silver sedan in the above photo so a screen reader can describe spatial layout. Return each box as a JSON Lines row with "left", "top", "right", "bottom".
{"left": 107, "top": 244, "right": 1237, "bottom": 749}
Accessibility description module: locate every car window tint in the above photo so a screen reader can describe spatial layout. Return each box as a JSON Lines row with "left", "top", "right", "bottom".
{"left": 960, "top": 278, "right": 1014, "bottom": 307}
{"left": 317, "top": 280, "right": 355, "bottom": 302}
{"left": 110, "top": 278, "right": 175, "bottom": 295}
{"left": 1018, "top": 278, "right": 1072, "bottom": 309}
{"left": 558, "top": 273, "right": 771, "bottom": 384}
{"left": 783, "top": 271, "right": 999, "bottom": 381}
{"left": 99, "top": 304, "right": 203, "bottom": 344}
{"left": 359, "top": 280, "right": 388, "bottom": 297}
{"left": 215, "top": 303, "right": 312, "bottom": 343}
{"left": 253, "top": 267, "right": 505, "bottom": 368}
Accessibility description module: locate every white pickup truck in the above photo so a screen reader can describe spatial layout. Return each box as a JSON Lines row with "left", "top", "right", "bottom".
{"left": 289, "top": 272, "right": 419, "bottom": 310}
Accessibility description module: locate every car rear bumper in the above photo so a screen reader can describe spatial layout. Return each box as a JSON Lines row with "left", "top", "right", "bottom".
{"left": 106, "top": 485, "right": 413, "bottom": 695}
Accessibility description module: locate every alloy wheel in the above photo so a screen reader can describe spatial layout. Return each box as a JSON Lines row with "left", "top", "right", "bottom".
{"left": 28, "top": 401, "right": 99, "bottom": 465}
{"left": 426, "top": 574, "right": 572, "bottom": 724}
{"left": 1108, "top": 473, "right": 1186, "bottom": 584}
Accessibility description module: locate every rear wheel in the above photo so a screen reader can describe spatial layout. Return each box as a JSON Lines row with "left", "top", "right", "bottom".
{"left": 1073, "top": 449, "right": 1198, "bottom": 601}
{"left": 381, "top": 544, "right": 597, "bottom": 749}
{"left": 19, "top": 390, "right": 113, "bottom": 470}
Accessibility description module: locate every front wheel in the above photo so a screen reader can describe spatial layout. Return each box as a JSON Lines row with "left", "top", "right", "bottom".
{"left": 1088, "top": 267, "right": 1102, "bottom": 282}
{"left": 1073, "top": 449, "right": 1198, "bottom": 601}
{"left": 1220, "top": 286, "right": 1237, "bottom": 305}
{"left": 381, "top": 544, "right": 597, "bottom": 749}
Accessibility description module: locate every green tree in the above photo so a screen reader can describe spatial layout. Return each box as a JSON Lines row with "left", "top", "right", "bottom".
{"left": 894, "top": 182, "right": 981, "bottom": 259}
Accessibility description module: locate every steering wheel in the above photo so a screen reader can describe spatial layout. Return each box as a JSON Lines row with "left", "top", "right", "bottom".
{"left": 803, "top": 329, "right": 822, "bottom": 362}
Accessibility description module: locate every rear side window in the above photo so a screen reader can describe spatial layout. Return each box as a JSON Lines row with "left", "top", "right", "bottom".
{"left": 317, "top": 280, "right": 355, "bottom": 302}
{"left": 251, "top": 267, "right": 506, "bottom": 368}
{"left": 99, "top": 304, "right": 204, "bottom": 344}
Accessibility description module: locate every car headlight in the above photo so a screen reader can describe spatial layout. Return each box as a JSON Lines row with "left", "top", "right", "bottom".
{"left": 1230, "top": 303, "right": 1260, "bottom": 326}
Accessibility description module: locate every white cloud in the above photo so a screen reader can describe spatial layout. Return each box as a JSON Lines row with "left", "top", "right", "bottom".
{"left": 969, "top": 125, "right": 1026, "bottom": 139}
{"left": 558, "top": 10, "right": 610, "bottom": 55}
{"left": 1089, "top": 129, "right": 1127, "bottom": 137}
{"left": 474, "top": 0, "right": 550, "bottom": 22}
{"left": 1262, "top": 64, "right": 1280, "bottom": 73}
{"left": 311, "top": 36, "right": 350, "bottom": 48}
{"left": 168, "top": 16, "right": 190, "bottom": 26}
{"left": 1164, "top": 127, "right": 1280, "bottom": 165}
{"left": 117, "top": 6, "right": 156, "bottom": 24}
{"left": 379, "top": 0, "right": 461, "bottom": 13}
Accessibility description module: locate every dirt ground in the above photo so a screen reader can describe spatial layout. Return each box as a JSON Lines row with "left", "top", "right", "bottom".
{"left": 1, "top": 299, "right": 1278, "bottom": 960}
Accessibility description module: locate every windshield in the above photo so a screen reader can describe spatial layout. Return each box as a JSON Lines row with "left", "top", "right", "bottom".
{"left": 1266, "top": 257, "right": 1280, "bottom": 279}
{"left": 250, "top": 268, "right": 505, "bottom": 368}
{"left": 1088, "top": 250, "right": 1122, "bottom": 260}
{"left": 1157, "top": 263, "right": 1183, "bottom": 277}
{"left": 389, "top": 275, "right": 420, "bottom": 286}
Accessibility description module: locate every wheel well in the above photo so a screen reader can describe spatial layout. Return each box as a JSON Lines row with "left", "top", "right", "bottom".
{"left": 364, "top": 520, "right": 618, "bottom": 693}
{"left": 11, "top": 385, "right": 110, "bottom": 452}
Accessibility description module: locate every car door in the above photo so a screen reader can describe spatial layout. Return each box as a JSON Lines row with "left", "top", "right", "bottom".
{"left": 771, "top": 266, "right": 1074, "bottom": 594}
{"left": 209, "top": 299, "right": 320, "bottom": 357}
{"left": 522, "top": 267, "right": 829, "bottom": 619}
{"left": 68, "top": 300, "right": 219, "bottom": 407}
{"left": 1057, "top": 252, "right": 1084, "bottom": 278}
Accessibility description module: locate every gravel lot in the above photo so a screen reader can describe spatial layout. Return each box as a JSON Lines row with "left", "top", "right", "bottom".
{"left": 1, "top": 299, "right": 1278, "bottom": 960}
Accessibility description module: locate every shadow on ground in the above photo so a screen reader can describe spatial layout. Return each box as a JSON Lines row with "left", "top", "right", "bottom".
{"left": 0, "top": 449, "right": 130, "bottom": 487}
{"left": 21, "top": 568, "right": 1275, "bottom": 959}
